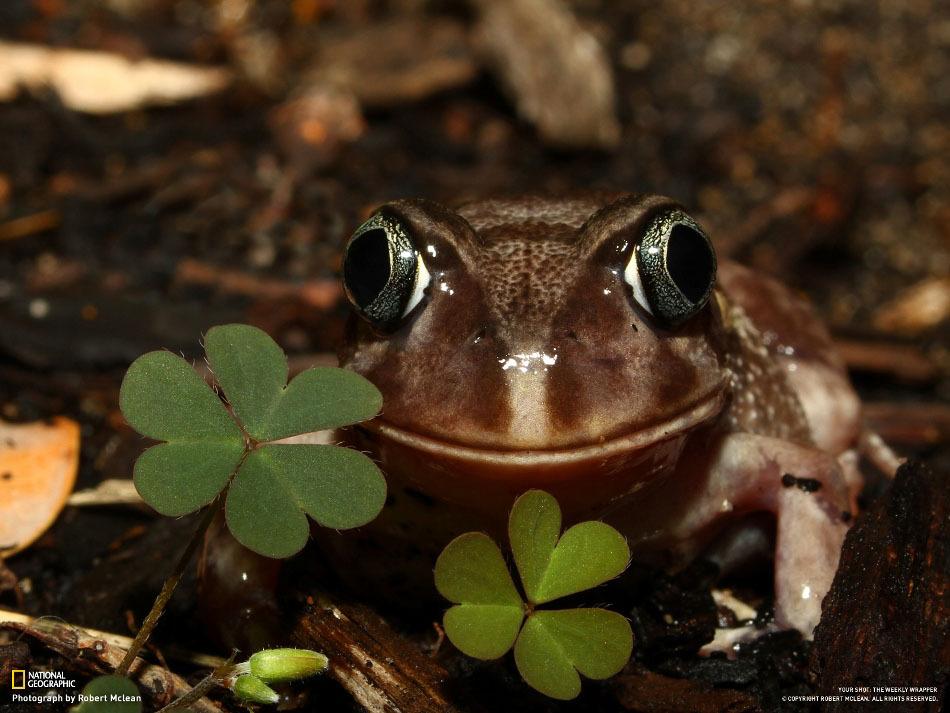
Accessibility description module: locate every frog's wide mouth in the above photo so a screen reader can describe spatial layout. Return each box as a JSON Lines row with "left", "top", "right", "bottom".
{"left": 357, "top": 389, "right": 725, "bottom": 467}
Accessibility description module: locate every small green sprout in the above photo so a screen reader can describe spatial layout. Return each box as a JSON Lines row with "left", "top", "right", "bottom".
{"left": 434, "top": 490, "right": 633, "bottom": 700}
{"left": 245, "top": 648, "right": 330, "bottom": 683}
{"left": 230, "top": 647, "right": 330, "bottom": 704}
{"left": 232, "top": 675, "right": 279, "bottom": 705}
{"left": 71, "top": 675, "right": 142, "bottom": 712}
{"left": 119, "top": 323, "right": 386, "bottom": 558}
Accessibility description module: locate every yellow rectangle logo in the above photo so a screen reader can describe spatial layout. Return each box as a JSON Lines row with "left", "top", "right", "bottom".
{"left": 11, "top": 670, "right": 25, "bottom": 689}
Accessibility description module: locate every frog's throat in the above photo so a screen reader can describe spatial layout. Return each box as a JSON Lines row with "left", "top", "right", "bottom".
{"left": 359, "top": 389, "right": 726, "bottom": 467}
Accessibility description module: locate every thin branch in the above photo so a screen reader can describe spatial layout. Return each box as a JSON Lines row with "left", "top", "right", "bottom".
{"left": 0, "top": 608, "right": 226, "bottom": 669}
{"left": 114, "top": 491, "right": 227, "bottom": 676}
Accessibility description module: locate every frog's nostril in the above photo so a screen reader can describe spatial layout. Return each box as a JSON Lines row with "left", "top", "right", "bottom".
{"left": 470, "top": 326, "right": 488, "bottom": 344}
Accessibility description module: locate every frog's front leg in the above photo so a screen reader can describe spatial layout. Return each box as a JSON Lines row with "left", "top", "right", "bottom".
{"left": 631, "top": 432, "right": 853, "bottom": 637}
{"left": 703, "top": 433, "right": 851, "bottom": 635}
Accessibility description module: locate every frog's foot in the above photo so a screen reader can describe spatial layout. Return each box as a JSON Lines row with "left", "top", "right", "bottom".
{"left": 701, "top": 434, "right": 851, "bottom": 638}
{"left": 700, "top": 589, "right": 773, "bottom": 657}
{"left": 701, "top": 623, "right": 780, "bottom": 656}
{"left": 771, "top": 473, "right": 848, "bottom": 634}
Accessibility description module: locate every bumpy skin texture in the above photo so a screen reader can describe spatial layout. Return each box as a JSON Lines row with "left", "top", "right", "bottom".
{"left": 335, "top": 194, "right": 860, "bottom": 637}
{"left": 341, "top": 195, "right": 727, "bottom": 452}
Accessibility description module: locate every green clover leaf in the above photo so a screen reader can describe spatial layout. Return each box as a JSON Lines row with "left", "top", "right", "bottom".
{"left": 434, "top": 533, "right": 525, "bottom": 659}
{"left": 514, "top": 608, "right": 633, "bottom": 700}
{"left": 205, "top": 324, "right": 378, "bottom": 441}
{"left": 120, "top": 324, "right": 386, "bottom": 558}
{"left": 510, "top": 490, "right": 630, "bottom": 605}
{"left": 434, "top": 490, "right": 633, "bottom": 700}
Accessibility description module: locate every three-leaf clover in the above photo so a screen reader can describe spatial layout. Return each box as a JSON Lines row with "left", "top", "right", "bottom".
{"left": 434, "top": 490, "right": 633, "bottom": 700}
{"left": 120, "top": 324, "right": 386, "bottom": 558}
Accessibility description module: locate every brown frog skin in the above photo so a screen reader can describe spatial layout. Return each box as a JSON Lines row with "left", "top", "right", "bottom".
{"left": 199, "top": 193, "right": 881, "bottom": 649}
{"left": 326, "top": 193, "right": 868, "bottom": 638}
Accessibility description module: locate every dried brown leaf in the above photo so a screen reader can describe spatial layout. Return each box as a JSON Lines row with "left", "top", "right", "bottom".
{"left": 0, "top": 417, "right": 79, "bottom": 557}
{"left": 0, "top": 42, "right": 232, "bottom": 114}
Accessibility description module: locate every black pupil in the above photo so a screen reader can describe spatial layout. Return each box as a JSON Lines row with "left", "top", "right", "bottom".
{"left": 666, "top": 224, "right": 713, "bottom": 303}
{"left": 344, "top": 228, "right": 391, "bottom": 309}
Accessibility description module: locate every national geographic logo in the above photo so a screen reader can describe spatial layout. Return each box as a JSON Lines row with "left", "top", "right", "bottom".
{"left": 8, "top": 669, "right": 80, "bottom": 706}
{"left": 8, "top": 669, "right": 75, "bottom": 688}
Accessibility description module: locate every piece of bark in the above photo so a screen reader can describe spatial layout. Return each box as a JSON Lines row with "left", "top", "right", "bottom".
{"left": 615, "top": 663, "right": 761, "bottom": 713}
{"left": 0, "top": 621, "right": 221, "bottom": 713}
{"left": 291, "top": 593, "right": 457, "bottom": 713}
{"left": 470, "top": 0, "right": 620, "bottom": 149}
{"left": 810, "top": 460, "right": 949, "bottom": 712}
{"left": 303, "top": 16, "right": 477, "bottom": 108}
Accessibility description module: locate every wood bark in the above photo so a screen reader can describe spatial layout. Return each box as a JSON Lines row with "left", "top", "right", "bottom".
{"left": 811, "top": 461, "right": 949, "bottom": 712}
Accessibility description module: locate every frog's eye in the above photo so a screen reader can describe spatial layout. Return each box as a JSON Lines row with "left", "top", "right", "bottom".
{"left": 343, "top": 213, "right": 431, "bottom": 329}
{"left": 623, "top": 210, "right": 717, "bottom": 328}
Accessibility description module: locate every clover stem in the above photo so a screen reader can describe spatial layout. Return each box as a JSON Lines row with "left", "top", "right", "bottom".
{"left": 115, "top": 489, "right": 229, "bottom": 677}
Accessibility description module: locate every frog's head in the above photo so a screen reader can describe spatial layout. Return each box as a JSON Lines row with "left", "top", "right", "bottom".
{"left": 338, "top": 195, "right": 729, "bottom": 509}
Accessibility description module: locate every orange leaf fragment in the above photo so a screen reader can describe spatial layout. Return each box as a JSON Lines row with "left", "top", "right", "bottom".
{"left": 0, "top": 417, "right": 80, "bottom": 557}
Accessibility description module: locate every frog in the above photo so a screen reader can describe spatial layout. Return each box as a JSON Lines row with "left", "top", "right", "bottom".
{"left": 322, "top": 192, "right": 885, "bottom": 639}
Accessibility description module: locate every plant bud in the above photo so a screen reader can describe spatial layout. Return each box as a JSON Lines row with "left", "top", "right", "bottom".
{"left": 232, "top": 675, "right": 279, "bottom": 704}
{"left": 249, "top": 648, "right": 329, "bottom": 683}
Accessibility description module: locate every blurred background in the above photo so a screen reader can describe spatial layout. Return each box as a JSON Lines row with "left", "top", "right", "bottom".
{"left": 0, "top": 1, "right": 947, "bottom": 365}
{"left": 0, "top": 1, "right": 947, "bottom": 709}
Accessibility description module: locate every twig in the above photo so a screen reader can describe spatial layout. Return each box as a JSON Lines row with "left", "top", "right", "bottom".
{"left": 155, "top": 653, "right": 238, "bottom": 713}
{"left": 174, "top": 257, "right": 343, "bottom": 307}
{"left": 834, "top": 337, "right": 937, "bottom": 383}
{"left": 0, "top": 620, "right": 220, "bottom": 713}
{"left": 863, "top": 401, "right": 950, "bottom": 446}
{"left": 0, "top": 607, "right": 226, "bottom": 668}
{"left": 67, "top": 479, "right": 143, "bottom": 507}
{"left": 0, "top": 210, "right": 60, "bottom": 241}
{"left": 114, "top": 492, "right": 227, "bottom": 676}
